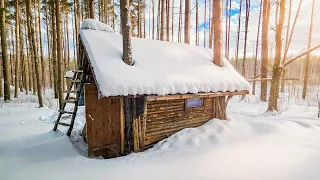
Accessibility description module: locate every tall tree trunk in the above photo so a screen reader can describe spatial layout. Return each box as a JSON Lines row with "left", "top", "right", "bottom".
{"left": 14, "top": 0, "right": 20, "bottom": 98}
{"left": 120, "top": 0, "right": 133, "bottom": 65}
{"left": 212, "top": 0, "right": 222, "bottom": 66}
{"left": 227, "top": 0, "right": 231, "bottom": 59}
{"left": 138, "top": 0, "right": 141, "bottom": 37}
{"left": 38, "top": 0, "right": 46, "bottom": 90}
{"left": 160, "top": 0, "right": 165, "bottom": 40}
{"left": 152, "top": 0, "right": 155, "bottom": 39}
{"left": 89, "top": 0, "right": 95, "bottom": 18}
{"left": 171, "top": 0, "right": 174, "bottom": 42}
{"left": 0, "top": 0, "right": 10, "bottom": 100}
{"left": 24, "top": 25, "right": 30, "bottom": 94}
{"left": 26, "top": 0, "right": 43, "bottom": 107}
{"left": 166, "top": 0, "right": 170, "bottom": 41}
{"left": 267, "top": 0, "right": 285, "bottom": 112}
{"left": 302, "top": 0, "right": 315, "bottom": 99}
{"left": 235, "top": 0, "right": 243, "bottom": 70}
{"left": 178, "top": 0, "right": 182, "bottom": 42}
{"left": 260, "top": 0, "right": 270, "bottom": 102}
{"left": 184, "top": 0, "right": 190, "bottom": 44}
{"left": 56, "top": 0, "right": 63, "bottom": 107}
{"left": 242, "top": 0, "right": 250, "bottom": 77}
{"left": 51, "top": 4, "right": 58, "bottom": 99}
{"left": 281, "top": 0, "right": 302, "bottom": 92}
{"left": 44, "top": 0, "right": 52, "bottom": 88}
{"left": 195, "top": 0, "right": 198, "bottom": 45}
{"left": 203, "top": 0, "right": 206, "bottom": 47}
{"left": 157, "top": 0, "right": 161, "bottom": 40}
{"left": 252, "top": 0, "right": 263, "bottom": 95}
{"left": 209, "top": 0, "right": 214, "bottom": 49}
{"left": 225, "top": 0, "right": 229, "bottom": 58}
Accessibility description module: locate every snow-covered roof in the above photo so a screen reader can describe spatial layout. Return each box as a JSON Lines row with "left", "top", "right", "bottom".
{"left": 79, "top": 21, "right": 250, "bottom": 97}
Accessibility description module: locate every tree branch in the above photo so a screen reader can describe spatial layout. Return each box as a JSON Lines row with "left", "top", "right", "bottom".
{"left": 283, "top": 45, "right": 320, "bottom": 67}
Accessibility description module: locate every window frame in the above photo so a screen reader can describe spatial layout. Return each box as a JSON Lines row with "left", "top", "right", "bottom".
{"left": 185, "top": 98, "right": 205, "bottom": 111}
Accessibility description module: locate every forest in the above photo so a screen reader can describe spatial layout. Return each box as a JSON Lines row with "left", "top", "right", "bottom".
{"left": 0, "top": 0, "right": 319, "bottom": 111}
{"left": 1, "top": 0, "right": 320, "bottom": 179}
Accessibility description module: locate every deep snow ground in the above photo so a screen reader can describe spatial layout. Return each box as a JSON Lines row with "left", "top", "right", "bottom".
{"left": 1, "top": 95, "right": 320, "bottom": 180}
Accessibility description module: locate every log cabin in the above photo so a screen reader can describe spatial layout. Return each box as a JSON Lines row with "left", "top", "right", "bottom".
{"left": 77, "top": 19, "right": 250, "bottom": 158}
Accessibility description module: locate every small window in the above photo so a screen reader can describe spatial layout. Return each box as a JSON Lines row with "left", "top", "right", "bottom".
{"left": 186, "top": 98, "right": 204, "bottom": 108}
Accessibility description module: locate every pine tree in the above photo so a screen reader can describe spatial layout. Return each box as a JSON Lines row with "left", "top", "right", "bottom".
{"left": 26, "top": 0, "right": 43, "bottom": 107}
{"left": 212, "top": 0, "right": 222, "bottom": 66}
{"left": 120, "top": 0, "right": 133, "bottom": 65}
{"left": 0, "top": 0, "right": 11, "bottom": 100}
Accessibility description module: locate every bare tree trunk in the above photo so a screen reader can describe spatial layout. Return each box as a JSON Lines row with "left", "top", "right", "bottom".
{"left": 178, "top": 0, "right": 182, "bottom": 42}
{"left": 120, "top": 0, "right": 133, "bottom": 65}
{"left": 171, "top": 0, "right": 174, "bottom": 41}
{"left": 14, "top": 0, "right": 20, "bottom": 98}
{"left": 138, "top": 0, "right": 141, "bottom": 37}
{"left": 152, "top": 0, "right": 155, "bottom": 39}
{"left": 260, "top": 0, "right": 270, "bottom": 102}
{"left": 157, "top": 0, "right": 161, "bottom": 40}
{"left": 242, "top": 0, "right": 250, "bottom": 78}
{"left": 209, "top": 0, "right": 214, "bottom": 49}
{"left": 302, "top": 0, "right": 315, "bottom": 99}
{"left": 227, "top": 0, "right": 231, "bottom": 59}
{"left": 184, "top": 0, "right": 190, "bottom": 44}
{"left": 252, "top": 0, "right": 263, "bottom": 95}
{"left": 235, "top": 0, "right": 243, "bottom": 70}
{"left": 89, "top": 0, "right": 95, "bottom": 18}
{"left": 267, "top": 0, "right": 285, "bottom": 112}
{"left": 195, "top": 0, "right": 198, "bottom": 45}
{"left": 225, "top": 0, "right": 229, "bottom": 58}
{"left": 281, "top": 0, "right": 302, "bottom": 91}
{"left": 203, "top": 0, "right": 206, "bottom": 47}
{"left": 166, "top": 0, "right": 170, "bottom": 41}
{"left": 212, "top": 0, "right": 222, "bottom": 67}
{"left": 37, "top": 0, "right": 46, "bottom": 91}
{"left": 56, "top": 0, "right": 63, "bottom": 107}
{"left": 45, "top": 0, "right": 52, "bottom": 88}
{"left": 0, "top": 0, "right": 10, "bottom": 100}
{"left": 160, "top": 0, "right": 165, "bottom": 40}
{"left": 27, "top": 0, "right": 43, "bottom": 107}
{"left": 51, "top": 4, "right": 58, "bottom": 99}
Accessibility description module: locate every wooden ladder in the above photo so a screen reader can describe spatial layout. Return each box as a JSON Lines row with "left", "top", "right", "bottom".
{"left": 53, "top": 70, "right": 85, "bottom": 136}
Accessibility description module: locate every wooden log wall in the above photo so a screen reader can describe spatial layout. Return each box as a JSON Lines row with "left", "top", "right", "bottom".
{"left": 143, "top": 97, "right": 218, "bottom": 147}
{"left": 85, "top": 83, "right": 124, "bottom": 158}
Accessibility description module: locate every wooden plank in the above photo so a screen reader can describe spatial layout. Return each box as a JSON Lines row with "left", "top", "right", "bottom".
{"left": 119, "top": 97, "right": 125, "bottom": 154}
{"left": 146, "top": 90, "right": 249, "bottom": 101}
{"left": 247, "top": 78, "right": 299, "bottom": 82}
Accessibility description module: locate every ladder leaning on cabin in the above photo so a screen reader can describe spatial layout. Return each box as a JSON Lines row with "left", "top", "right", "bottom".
{"left": 53, "top": 70, "right": 85, "bottom": 136}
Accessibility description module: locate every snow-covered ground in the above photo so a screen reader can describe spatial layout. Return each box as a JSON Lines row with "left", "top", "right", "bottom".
{"left": 1, "top": 93, "right": 320, "bottom": 180}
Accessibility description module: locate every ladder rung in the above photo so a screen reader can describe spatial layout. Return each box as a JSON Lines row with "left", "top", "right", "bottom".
{"left": 72, "top": 70, "right": 83, "bottom": 73}
{"left": 55, "top": 122, "right": 70, "bottom": 127}
{"left": 70, "top": 79, "right": 81, "bottom": 83}
{"left": 61, "top": 99, "right": 77, "bottom": 104}
{"left": 63, "top": 90, "right": 79, "bottom": 93}
{"left": 58, "top": 110, "right": 75, "bottom": 115}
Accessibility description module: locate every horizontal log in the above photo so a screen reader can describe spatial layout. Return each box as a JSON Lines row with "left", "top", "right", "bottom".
{"left": 145, "top": 118, "right": 211, "bottom": 136}
{"left": 147, "top": 91, "right": 249, "bottom": 101}
{"left": 147, "top": 111, "right": 212, "bottom": 121}
{"left": 145, "top": 121, "right": 209, "bottom": 145}
{"left": 247, "top": 78, "right": 300, "bottom": 82}
{"left": 145, "top": 117, "right": 211, "bottom": 133}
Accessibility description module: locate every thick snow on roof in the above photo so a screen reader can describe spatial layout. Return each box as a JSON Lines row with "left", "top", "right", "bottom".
{"left": 80, "top": 19, "right": 114, "bottom": 33}
{"left": 80, "top": 26, "right": 250, "bottom": 97}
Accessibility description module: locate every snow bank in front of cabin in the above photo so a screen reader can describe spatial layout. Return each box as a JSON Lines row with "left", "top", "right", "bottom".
{"left": 79, "top": 21, "right": 249, "bottom": 97}
{"left": 81, "top": 19, "right": 114, "bottom": 33}
{"left": 2, "top": 101, "right": 320, "bottom": 180}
